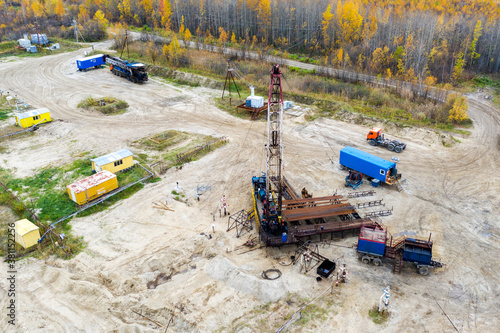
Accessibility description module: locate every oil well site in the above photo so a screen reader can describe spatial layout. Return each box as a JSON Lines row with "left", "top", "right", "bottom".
{"left": 1, "top": 39, "right": 499, "bottom": 333}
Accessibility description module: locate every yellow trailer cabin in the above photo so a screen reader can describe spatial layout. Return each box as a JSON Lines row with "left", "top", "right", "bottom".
{"left": 15, "top": 219, "right": 41, "bottom": 249}
{"left": 15, "top": 108, "right": 51, "bottom": 128}
{"left": 91, "top": 149, "right": 134, "bottom": 173}
{"left": 67, "top": 170, "right": 118, "bottom": 205}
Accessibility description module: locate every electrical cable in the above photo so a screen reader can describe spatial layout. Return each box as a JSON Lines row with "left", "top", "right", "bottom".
{"left": 261, "top": 269, "right": 282, "bottom": 280}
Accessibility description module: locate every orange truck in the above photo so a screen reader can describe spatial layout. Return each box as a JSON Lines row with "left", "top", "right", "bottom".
{"left": 67, "top": 170, "right": 118, "bottom": 205}
{"left": 367, "top": 128, "right": 406, "bottom": 153}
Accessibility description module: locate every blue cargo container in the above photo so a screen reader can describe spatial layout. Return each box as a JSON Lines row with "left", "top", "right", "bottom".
{"left": 339, "top": 146, "right": 399, "bottom": 184}
{"left": 76, "top": 54, "right": 106, "bottom": 71}
{"left": 358, "top": 239, "right": 386, "bottom": 256}
{"left": 357, "top": 224, "right": 387, "bottom": 256}
{"left": 403, "top": 240, "right": 432, "bottom": 265}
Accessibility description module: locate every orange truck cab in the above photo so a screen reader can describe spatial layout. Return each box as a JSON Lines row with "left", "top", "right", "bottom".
{"left": 367, "top": 128, "right": 382, "bottom": 140}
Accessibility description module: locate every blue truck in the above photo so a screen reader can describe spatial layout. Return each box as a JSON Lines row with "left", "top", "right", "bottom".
{"left": 105, "top": 55, "right": 148, "bottom": 83}
{"left": 77, "top": 54, "right": 106, "bottom": 71}
{"left": 339, "top": 146, "right": 401, "bottom": 185}
{"left": 357, "top": 224, "right": 441, "bottom": 275}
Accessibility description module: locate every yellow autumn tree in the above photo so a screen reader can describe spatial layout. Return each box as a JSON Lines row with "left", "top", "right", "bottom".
{"left": 160, "top": 0, "right": 172, "bottom": 30}
{"left": 337, "top": 0, "right": 363, "bottom": 45}
{"left": 452, "top": 52, "right": 465, "bottom": 83}
{"left": 321, "top": 4, "right": 334, "bottom": 47}
{"left": 446, "top": 94, "right": 469, "bottom": 123}
{"left": 468, "top": 20, "right": 482, "bottom": 65}
{"left": 257, "top": 0, "right": 271, "bottom": 40}
{"left": 179, "top": 15, "right": 185, "bottom": 39}
{"left": 32, "top": 1, "right": 45, "bottom": 18}
{"left": 94, "top": 10, "right": 109, "bottom": 27}
{"left": 78, "top": 4, "right": 89, "bottom": 21}
{"left": 162, "top": 43, "right": 169, "bottom": 58}
{"left": 218, "top": 27, "right": 228, "bottom": 46}
{"left": 55, "top": 0, "right": 65, "bottom": 17}
{"left": 118, "top": 0, "right": 132, "bottom": 22}
{"left": 141, "top": 0, "right": 153, "bottom": 19}
{"left": 184, "top": 28, "right": 192, "bottom": 42}
{"left": 231, "top": 32, "right": 237, "bottom": 44}
{"left": 371, "top": 46, "right": 390, "bottom": 73}
{"left": 146, "top": 39, "right": 159, "bottom": 64}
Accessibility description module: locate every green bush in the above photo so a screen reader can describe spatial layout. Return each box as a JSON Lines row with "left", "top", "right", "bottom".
{"left": 368, "top": 89, "right": 391, "bottom": 107}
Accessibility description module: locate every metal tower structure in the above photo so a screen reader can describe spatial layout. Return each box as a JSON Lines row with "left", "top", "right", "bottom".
{"left": 265, "top": 65, "right": 284, "bottom": 224}
{"left": 221, "top": 58, "right": 241, "bottom": 105}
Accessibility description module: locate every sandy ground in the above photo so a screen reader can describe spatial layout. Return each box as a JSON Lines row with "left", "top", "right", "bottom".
{"left": 0, "top": 43, "right": 499, "bottom": 332}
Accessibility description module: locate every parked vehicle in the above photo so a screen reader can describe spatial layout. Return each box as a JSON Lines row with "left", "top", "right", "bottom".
{"left": 357, "top": 223, "right": 442, "bottom": 275}
{"left": 105, "top": 55, "right": 148, "bottom": 83}
{"left": 339, "top": 146, "right": 401, "bottom": 185}
{"left": 367, "top": 128, "right": 406, "bottom": 153}
{"left": 76, "top": 54, "right": 106, "bottom": 71}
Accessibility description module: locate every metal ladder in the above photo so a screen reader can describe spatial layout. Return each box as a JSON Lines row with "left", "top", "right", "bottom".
{"left": 393, "top": 251, "right": 403, "bottom": 274}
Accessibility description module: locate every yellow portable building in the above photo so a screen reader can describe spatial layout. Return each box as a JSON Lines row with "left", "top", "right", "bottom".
{"left": 15, "top": 108, "right": 51, "bottom": 128}
{"left": 91, "top": 149, "right": 134, "bottom": 173}
{"left": 15, "top": 219, "right": 41, "bottom": 249}
{"left": 67, "top": 170, "right": 118, "bottom": 205}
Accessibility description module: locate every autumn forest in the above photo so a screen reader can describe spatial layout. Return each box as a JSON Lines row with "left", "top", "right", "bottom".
{"left": 0, "top": 0, "right": 499, "bottom": 85}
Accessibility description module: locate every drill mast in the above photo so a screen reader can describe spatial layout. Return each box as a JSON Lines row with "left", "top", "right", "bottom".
{"left": 265, "top": 65, "right": 284, "bottom": 223}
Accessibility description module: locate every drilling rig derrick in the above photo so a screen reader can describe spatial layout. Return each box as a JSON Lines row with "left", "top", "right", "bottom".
{"left": 265, "top": 65, "right": 284, "bottom": 231}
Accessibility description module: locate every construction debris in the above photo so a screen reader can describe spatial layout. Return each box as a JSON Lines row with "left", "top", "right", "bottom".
{"left": 357, "top": 199, "right": 384, "bottom": 209}
{"left": 152, "top": 201, "right": 174, "bottom": 211}
{"left": 347, "top": 190, "right": 375, "bottom": 198}
{"left": 364, "top": 208, "right": 393, "bottom": 218}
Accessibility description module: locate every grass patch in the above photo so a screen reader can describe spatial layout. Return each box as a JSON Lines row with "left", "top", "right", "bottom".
{"left": 133, "top": 130, "right": 228, "bottom": 172}
{"left": 368, "top": 306, "right": 390, "bottom": 324}
{"left": 78, "top": 96, "right": 129, "bottom": 115}
{"left": 139, "top": 130, "right": 188, "bottom": 151}
{"left": 215, "top": 97, "right": 256, "bottom": 120}
{"left": 229, "top": 293, "right": 333, "bottom": 332}
{"left": 0, "top": 95, "right": 16, "bottom": 121}
{"left": 296, "top": 303, "right": 329, "bottom": 326}
{"left": 0, "top": 110, "right": 11, "bottom": 121}
{"left": 289, "top": 66, "right": 316, "bottom": 75}
{"left": 0, "top": 160, "right": 153, "bottom": 259}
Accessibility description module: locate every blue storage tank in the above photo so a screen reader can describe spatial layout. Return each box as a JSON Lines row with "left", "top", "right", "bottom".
{"left": 403, "top": 241, "right": 432, "bottom": 265}
{"left": 340, "top": 146, "right": 398, "bottom": 183}
{"left": 76, "top": 54, "right": 106, "bottom": 71}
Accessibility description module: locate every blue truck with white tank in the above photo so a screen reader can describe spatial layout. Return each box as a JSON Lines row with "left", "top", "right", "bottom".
{"left": 77, "top": 54, "right": 106, "bottom": 71}
{"left": 339, "top": 146, "right": 401, "bottom": 185}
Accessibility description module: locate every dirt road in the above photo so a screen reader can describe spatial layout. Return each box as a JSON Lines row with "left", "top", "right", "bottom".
{"left": 0, "top": 44, "right": 499, "bottom": 332}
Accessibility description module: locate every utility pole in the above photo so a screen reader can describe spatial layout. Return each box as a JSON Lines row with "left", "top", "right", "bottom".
{"left": 73, "top": 18, "right": 78, "bottom": 43}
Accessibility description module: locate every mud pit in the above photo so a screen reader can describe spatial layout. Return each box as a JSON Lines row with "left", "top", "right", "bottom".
{"left": 0, "top": 43, "right": 499, "bottom": 332}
